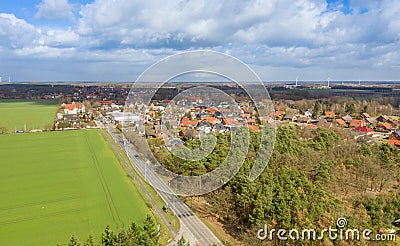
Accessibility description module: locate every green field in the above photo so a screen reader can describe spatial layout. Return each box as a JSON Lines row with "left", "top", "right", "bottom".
{"left": 0, "top": 130, "right": 152, "bottom": 245}
{"left": 0, "top": 100, "right": 58, "bottom": 132}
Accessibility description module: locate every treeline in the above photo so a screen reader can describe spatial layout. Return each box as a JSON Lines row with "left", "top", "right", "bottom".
{"left": 274, "top": 96, "right": 399, "bottom": 117}
{"left": 63, "top": 215, "right": 159, "bottom": 246}
{"left": 153, "top": 125, "right": 400, "bottom": 244}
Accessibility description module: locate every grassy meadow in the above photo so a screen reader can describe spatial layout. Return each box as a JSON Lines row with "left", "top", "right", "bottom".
{"left": 0, "top": 130, "right": 152, "bottom": 245}
{"left": 0, "top": 100, "right": 58, "bottom": 132}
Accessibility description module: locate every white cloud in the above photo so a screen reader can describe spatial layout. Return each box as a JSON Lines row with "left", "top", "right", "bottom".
{"left": 0, "top": 13, "right": 40, "bottom": 49}
{"left": 1, "top": 0, "right": 400, "bottom": 81}
{"left": 37, "top": 28, "right": 80, "bottom": 47}
{"left": 76, "top": 0, "right": 331, "bottom": 48}
{"left": 35, "top": 0, "right": 76, "bottom": 21}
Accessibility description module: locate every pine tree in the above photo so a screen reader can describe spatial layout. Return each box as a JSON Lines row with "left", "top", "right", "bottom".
{"left": 177, "top": 235, "right": 190, "bottom": 246}
{"left": 68, "top": 235, "right": 80, "bottom": 246}
{"left": 143, "top": 215, "right": 159, "bottom": 245}
{"left": 115, "top": 228, "right": 128, "bottom": 246}
{"left": 127, "top": 222, "right": 140, "bottom": 245}
{"left": 83, "top": 235, "right": 95, "bottom": 246}
{"left": 101, "top": 225, "right": 116, "bottom": 246}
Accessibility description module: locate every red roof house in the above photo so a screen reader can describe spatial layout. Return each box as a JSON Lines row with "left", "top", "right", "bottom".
{"left": 388, "top": 140, "right": 400, "bottom": 147}
{"left": 349, "top": 120, "right": 367, "bottom": 128}
{"left": 325, "top": 111, "right": 335, "bottom": 117}
{"left": 333, "top": 119, "right": 347, "bottom": 127}
{"left": 275, "top": 111, "right": 285, "bottom": 118}
{"left": 307, "top": 124, "right": 318, "bottom": 130}
{"left": 247, "top": 125, "right": 260, "bottom": 131}
{"left": 354, "top": 126, "right": 373, "bottom": 133}
{"left": 376, "top": 122, "right": 393, "bottom": 132}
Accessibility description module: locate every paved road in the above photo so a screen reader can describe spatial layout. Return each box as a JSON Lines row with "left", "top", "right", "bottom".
{"left": 98, "top": 117, "right": 222, "bottom": 246}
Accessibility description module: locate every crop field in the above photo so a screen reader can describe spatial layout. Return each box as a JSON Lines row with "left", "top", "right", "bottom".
{"left": 0, "top": 100, "right": 58, "bottom": 132}
{"left": 0, "top": 130, "right": 151, "bottom": 245}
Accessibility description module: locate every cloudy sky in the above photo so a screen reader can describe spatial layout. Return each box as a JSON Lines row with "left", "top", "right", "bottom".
{"left": 0, "top": 0, "right": 399, "bottom": 82}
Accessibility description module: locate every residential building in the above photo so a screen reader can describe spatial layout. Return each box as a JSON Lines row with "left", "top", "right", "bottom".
{"left": 376, "top": 122, "right": 393, "bottom": 132}
{"left": 324, "top": 111, "right": 335, "bottom": 118}
{"left": 333, "top": 119, "right": 347, "bottom": 127}
{"left": 349, "top": 120, "right": 367, "bottom": 128}
{"left": 376, "top": 115, "right": 390, "bottom": 122}
{"left": 361, "top": 112, "right": 371, "bottom": 120}
{"left": 275, "top": 111, "right": 285, "bottom": 119}
{"left": 297, "top": 117, "right": 310, "bottom": 123}
{"left": 342, "top": 115, "right": 353, "bottom": 124}
{"left": 365, "top": 117, "right": 375, "bottom": 125}
{"left": 353, "top": 126, "right": 373, "bottom": 133}
{"left": 64, "top": 103, "right": 85, "bottom": 115}
{"left": 305, "top": 109, "right": 313, "bottom": 118}
{"left": 389, "top": 130, "right": 400, "bottom": 141}
{"left": 317, "top": 118, "right": 332, "bottom": 128}
{"left": 283, "top": 114, "right": 297, "bottom": 121}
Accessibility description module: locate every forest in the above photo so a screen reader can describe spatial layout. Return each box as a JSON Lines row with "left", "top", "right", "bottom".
{"left": 62, "top": 215, "right": 161, "bottom": 246}
{"left": 152, "top": 124, "right": 400, "bottom": 245}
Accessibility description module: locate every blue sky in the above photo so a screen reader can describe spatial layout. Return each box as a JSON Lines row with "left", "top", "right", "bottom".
{"left": 326, "top": 0, "right": 351, "bottom": 14}
{"left": 0, "top": 0, "right": 399, "bottom": 82}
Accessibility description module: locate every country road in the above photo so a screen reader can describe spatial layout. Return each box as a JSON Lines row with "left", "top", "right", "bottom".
{"left": 97, "top": 116, "right": 222, "bottom": 246}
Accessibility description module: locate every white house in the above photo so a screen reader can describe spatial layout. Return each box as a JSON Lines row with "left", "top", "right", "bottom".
{"left": 64, "top": 103, "right": 85, "bottom": 115}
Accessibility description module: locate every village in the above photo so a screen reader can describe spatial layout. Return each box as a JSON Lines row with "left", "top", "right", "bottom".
{"left": 1, "top": 82, "right": 400, "bottom": 246}
{"left": 97, "top": 96, "right": 400, "bottom": 149}
{"left": 2, "top": 83, "right": 399, "bottom": 148}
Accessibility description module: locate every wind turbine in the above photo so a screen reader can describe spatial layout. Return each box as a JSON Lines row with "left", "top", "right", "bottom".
{"left": 295, "top": 76, "right": 299, "bottom": 87}
{"left": 0, "top": 76, "right": 2, "bottom": 82}
{"left": 358, "top": 79, "right": 361, "bottom": 86}
{"left": 326, "top": 77, "right": 331, "bottom": 87}
{"left": 8, "top": 75, "right": 10, "bottom": 83}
